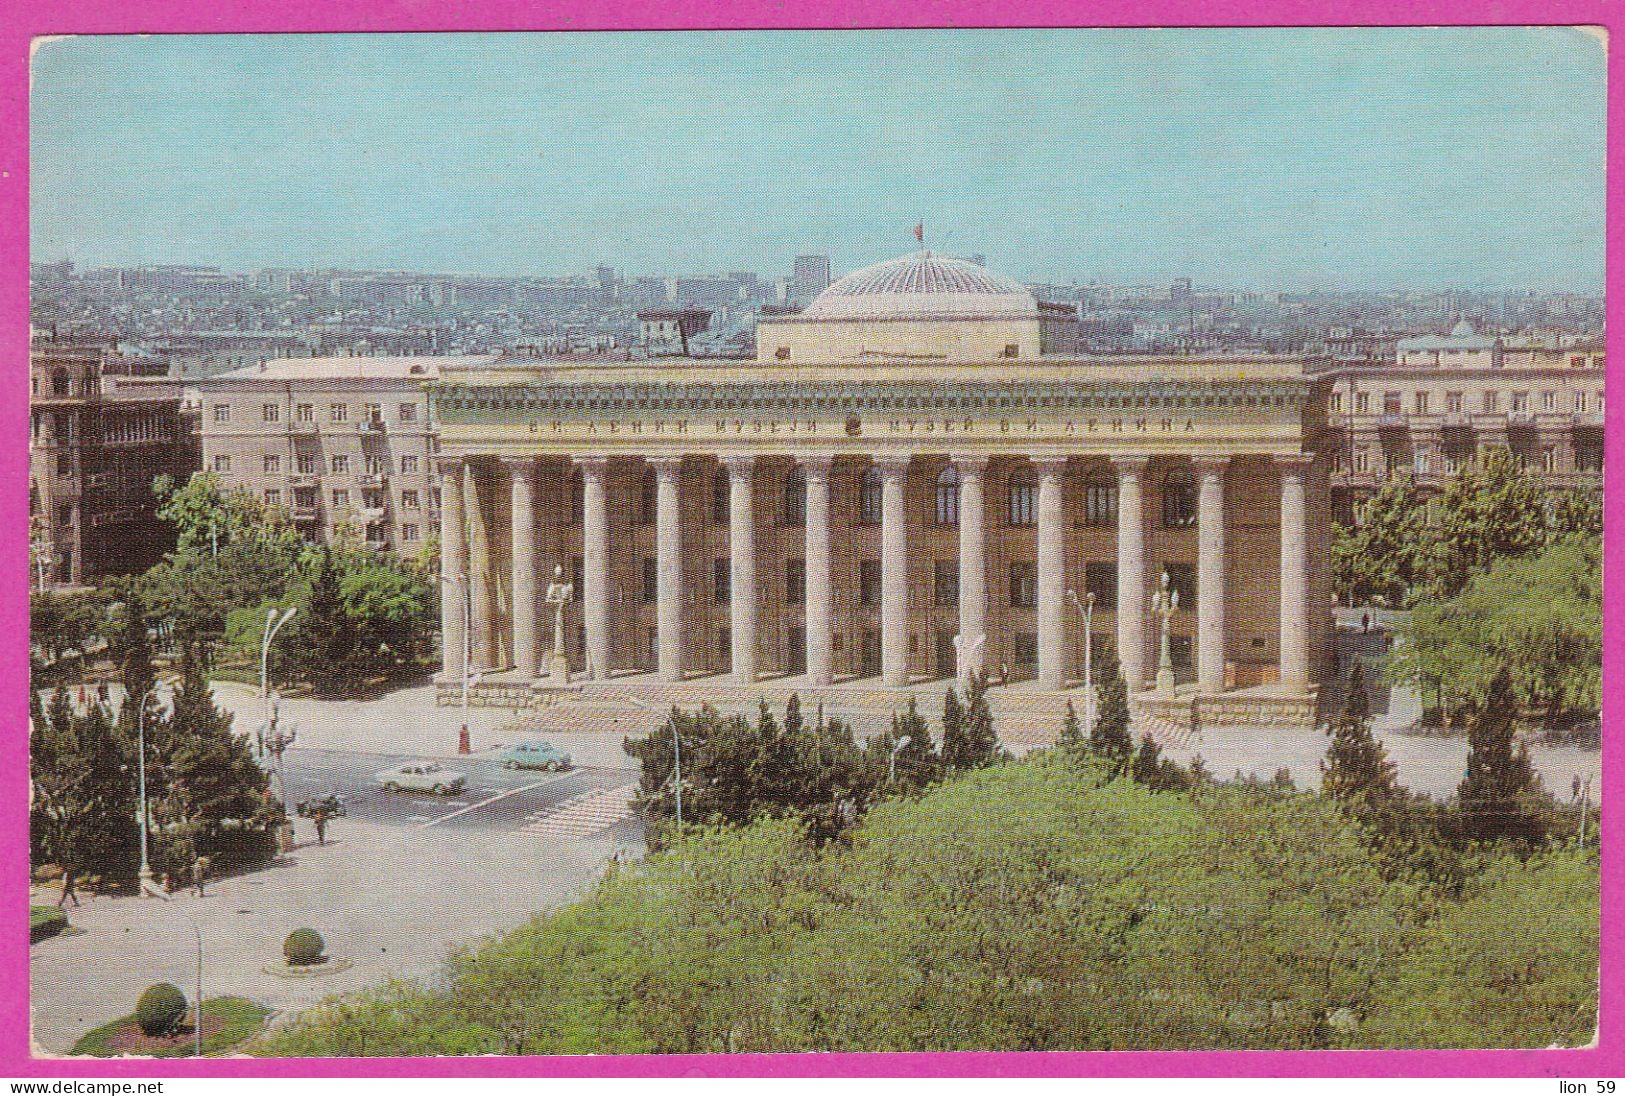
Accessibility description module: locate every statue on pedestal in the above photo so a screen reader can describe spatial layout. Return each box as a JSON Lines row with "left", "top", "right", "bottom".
{"left": 1151, "top": 569, "right": 1180, "bottom": 695}
{"left": 544, "top": 564, "right": 574, "bottom": 681}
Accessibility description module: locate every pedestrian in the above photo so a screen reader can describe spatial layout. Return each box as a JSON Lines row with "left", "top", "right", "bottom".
{"left": 96, "top": 681, "right": 109, "bottom": 704}
{"left": 76, "top": 685, "right": 86, "bottom": 708}
{"left": 312, "top": 807, "right": 329, "bottom": 846}
{"left": 1361, "top": 612, "right": 1370, "bottom": 634}
{"left": 57, "top": 865, "right": 79, "bottom": 909}
{"left": 190, "top": 854, "right": 209, "bottom": 897}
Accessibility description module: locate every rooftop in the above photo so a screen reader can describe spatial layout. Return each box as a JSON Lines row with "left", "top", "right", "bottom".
{"left": 799, "top": 251, "right": 1039, "bottom": 321}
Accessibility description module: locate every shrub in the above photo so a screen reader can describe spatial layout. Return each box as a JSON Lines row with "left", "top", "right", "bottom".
{"left": 30, "top": 906, "right": 68, "bottom": 943}
{"left": 284, "top": 928, "right": 325, "bottom": 965}
{"left": 135, "top": 983, "right": 188, "bottom": 1037}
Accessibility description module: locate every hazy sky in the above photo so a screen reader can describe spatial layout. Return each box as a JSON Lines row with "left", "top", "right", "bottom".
{"left": 29, "top": 28, "right": 1607, "bottom": 292}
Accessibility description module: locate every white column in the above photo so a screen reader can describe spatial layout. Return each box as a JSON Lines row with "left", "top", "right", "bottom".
{"left": 724, "top": 455, "right": 757, "bottom": 685}
{"left": 878, "top": 456, "right": 910, "bottom": 689}
{"left": 467, "top": 461, "right": 498, "bottom": 670}
{"left": 1114, "top": 455, "right": 1150, "bottom": 692}
{"left": 1196, "top": 457, "right": 1229, "bottom": 694}
{"left": 1278, "top": 455, "right": 1312, "bottom": 693}
{"left": 1035, "top": 457, "right": 1067, "bottom": 691}
{"left": 801, "top": 454, "right": 835, "bottom": 687}
{"left": 576, "top": 456, "right": 611, "bottom": 681}
{"left": 505, "top": 457, "right": 540, "bottom": 679}
{"left": 955, "top": 455, "right": 988, "bottom": 681}
{"left": 437, "top": 458, "right": 466, "bottom": 680}
{"left": 652, "top": 456, "right": 684, "bottom": 683}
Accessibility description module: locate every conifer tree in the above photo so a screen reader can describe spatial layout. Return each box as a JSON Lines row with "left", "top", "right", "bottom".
{"left": 1088, "top": 642, "right": 1134, "bottom": 774}
{"left": 943, "top": 672, "right": 1000, "bottom": 771}
{"left": 1457, "top": 668, "right": 1549, "bottom": 845}
{"left": 1055, "top": 701, "right": 1086, "bottom": 765}
{"left": 1320, "top": 661, "right": 1398, "bottom": 808}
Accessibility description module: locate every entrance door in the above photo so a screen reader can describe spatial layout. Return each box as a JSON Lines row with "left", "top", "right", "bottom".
{"left": 936, "top": 632, "right": 957, "bottom": 679}
{"left": 787, "top": 626, "right": 806, "bottom": 675}
{"left": 860, "top": 630, "right": 882, "bottom": 679}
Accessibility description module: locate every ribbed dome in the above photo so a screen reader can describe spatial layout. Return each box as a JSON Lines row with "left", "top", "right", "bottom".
{"left": 804, "top": 251, "right": 1038, "bottom": 321}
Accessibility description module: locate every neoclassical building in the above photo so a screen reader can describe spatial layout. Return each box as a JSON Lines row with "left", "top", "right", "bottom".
{"left": 430, "top": 251, "right": 1335, "bottom": 728}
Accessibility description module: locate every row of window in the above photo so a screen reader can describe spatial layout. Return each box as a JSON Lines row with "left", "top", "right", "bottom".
{"left": 626, "top": 557, "right": 1193, "bottom": 613}
{"left": 267, "top": 485, "right": 437, "bottom": 512}
{"left": 212, "top": 401, "right": 421, "bottom": 425}
{"left": 1332, "top": 388, "right": 1603, "bottom": 416}
{"left": 1344, "top": 442, "right": 1604, "bottom": 476}
{"left": 587, "top": 467, "right": 1194, "bottom": 530}
{"left": 212, "top": 453, "right": 424, "bottom": 476}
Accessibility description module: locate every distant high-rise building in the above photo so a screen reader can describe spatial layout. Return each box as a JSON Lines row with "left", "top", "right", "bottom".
{"left": 595, "top": 265, "right": 617, "bottom": 295}
{"left": 791, "top": 254, "right": 832, "bottom": 302}
{"left": 1172, "top": 277, "right": 1193, "bottom": 302}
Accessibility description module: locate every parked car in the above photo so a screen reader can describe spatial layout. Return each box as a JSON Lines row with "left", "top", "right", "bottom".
{"left": 498, "top": 740, "right": 573, "bottom": 772}
{"left": 375, "top": 762, "right": 467, "bottom": 795}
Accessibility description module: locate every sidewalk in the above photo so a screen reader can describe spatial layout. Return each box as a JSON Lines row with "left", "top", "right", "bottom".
{"left": 29, "top": 815, "right": 634, "bottom": 1056}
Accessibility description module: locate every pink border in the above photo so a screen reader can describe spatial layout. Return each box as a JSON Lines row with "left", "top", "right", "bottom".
{"left": 3, "top": 2, "right": 1617, "bottom": 1078}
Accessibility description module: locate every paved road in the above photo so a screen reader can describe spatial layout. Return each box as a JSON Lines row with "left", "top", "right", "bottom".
{"left": 276, "top": 747, "right": 638, "bottom": 832}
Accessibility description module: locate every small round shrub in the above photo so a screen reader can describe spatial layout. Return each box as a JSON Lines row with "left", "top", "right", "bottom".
{"left": 283, "top": 928, "right": 325, "bottom": 966}
{"left": 134, "top": 983, "right": 188, "bottom": 1037}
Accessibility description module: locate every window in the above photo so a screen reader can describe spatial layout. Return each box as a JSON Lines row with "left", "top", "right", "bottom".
{"left": 1002, "top": 343, "right": 1020, "bottom": 358}
{"left": 1511, "top": 391, "right": 1528, "bottom": 414}
{"left": 331, "top": 455, "right": 349, "bottom": 475}
{"left": 262, "top": 403, "right": 280, "bottom": 423}
{"left": 1354, "top": 392, "right": 1370, "bottom": 414}
{"left": 1541, "top": 390, "right": 1557, "bottom": 412}
{"left": 401, "top": 489, "right": 420, "bottom": 508}
{"left": 1542, "top": 446, "right": 1558, "bottom": 474}
{"left": 718, "top": 627, "right": 732, "bottom": 661}
{"left": 57, "top": 503, "right": 73, "bottom": 526}
{"left": 1085, "top": 562, "right": 1117, "bottom": 611}
{"left": 1383, "top": 392, "right": 1402, "bottom": 415}
{"left": 1162, "top": 563, "right": 1195, "bottom": 607}
{"left": 52, "top": 368, "right": 70, "bottom": 397}
{"left": 859, "top": 560, "right": 881, "bottom": 608}
{"left": 56, "top": 452, "right": 72, "bottom": 476}
{"left": 859, "top": 467, "right": 884, "bottom": 526}
{"left": 329, "top": 403, "right": 348, "bottom": 422}
{"left": 1007, "top": 471, "right": 1036, "bottom": 526}
{"left": 713, "top": 558, "right": 731, "bottom": 605}
{"left": 1012, "top": 633, "right": 1038, "bottom": 671}
{"left": 786, "top": 558, "right": 805, "bottom": 605}
{"left": 1413, "top": 392, "right": 1429, "bottom": 415}
{"left": 213, "top": 404, "right": 231, "bottom": 423}
{"left": 400, "top": 454, "right": 419, "bottom": 475}
{"left": 1574, "top": 392, "right": 1588, "bottom": 414}
{"left": 782, "top": 468, "right": 806, "bottom": 526}
{"left": 1446, "top": 391, "right": 1463, "bottom": 414}
{"left": 934, "top": 465, "right": 959, "bottom": 526}
{"left": 398, "top": 402, "right": 417, "bottom": 422}
{"left": 1415, "top": 448, "right": 1432, "bottom": 474}
{"left": 569, "top": 470, "right": 583, "bottom": 525}
{"left": 296, "top": 455, "right": 317, "bottom": 475}
{"left": 295, "top": 403, "right": 314, "bottom": 422}
{"left": 1577, "top": 439, "right": 1604, "bottom": 472}
{"left": 402, "top": 523, "right": 419, "bottom": 542}
{"left": 642, "top": 558, "right": 658, "bottom": 604}
{"left": 263, "top": 454, "right": 281, "bottom": 474}
{"left": 363, "top": 489, "right": 387, "bottom": 509}
{"left": 775, "top": 347, "right": 790, "bottom": 360}
{"left": 1353, "top": 448, "right": 1370, "bottom": 473}
{"left": 294, "top": 487, "right": 317, "bottom": 510}
{"left": 365, "top": 403, "right": 383, "bottom": 423}
{"left": 1482, "top": 391, "right": 1499, "bottom": 413}
{"left": 712, "top": 470, "right": 730, "bottom": 525}
{"left": 1161, "top": 469, "right": 1195, "bottom": 527}
{"left": 366, "top": 457, "right": 386, "bottom": 476}
{"left": 639, "top": 469, "right": 657, "bottom": 525}
{"left": 264, "top": 488, "right": 282, "bottom": 507}
{"left": 1009, "top": 561, "right": 1037, "bottom": 609}
{"left": 934, "top": 560, "right": 958, "bottom": 607}
{"left": 1328, "top": 392, "right": 1343, "bottom": 414}
{"left": 212, "top": 454, "right": 231, "bottom": 473}
{"left": 331, "top": 488, "right": 350, "bottom": 509}
{"left": 1084, "top": 469, "right": 1117, "bottom": 527}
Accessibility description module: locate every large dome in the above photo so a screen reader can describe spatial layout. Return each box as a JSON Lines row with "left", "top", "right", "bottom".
{"left": 803, "top": 251, "right": 1038, "bottom": 321}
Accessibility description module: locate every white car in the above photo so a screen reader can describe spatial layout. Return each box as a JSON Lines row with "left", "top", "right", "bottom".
{"left": 375, "top": 761, "right": 467, "bottom": 795}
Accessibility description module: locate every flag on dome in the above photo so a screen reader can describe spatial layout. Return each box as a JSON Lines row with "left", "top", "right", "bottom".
{"left": 913, "top": 222, "right": 923, "bottom": 243}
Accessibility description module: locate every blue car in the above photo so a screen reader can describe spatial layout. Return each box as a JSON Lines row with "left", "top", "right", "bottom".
{"left": 498, "top": 740, "right": 573, "bottom": 772}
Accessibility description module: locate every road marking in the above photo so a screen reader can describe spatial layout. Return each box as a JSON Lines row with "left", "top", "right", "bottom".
{"left": 418, "top": 770, "right": 577, "bottom": 828}
{"left": 520, "top": 783, "right": 638, "bottom": 840}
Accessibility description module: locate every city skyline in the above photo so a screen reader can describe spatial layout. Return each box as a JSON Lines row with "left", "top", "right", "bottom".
{"left": 30, "top": 28, "right": 1606, "bottom": 294}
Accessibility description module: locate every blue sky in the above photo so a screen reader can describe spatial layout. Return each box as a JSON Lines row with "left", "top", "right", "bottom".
{"left": 29, "top": 28, "right": 1606, "bottom": 291}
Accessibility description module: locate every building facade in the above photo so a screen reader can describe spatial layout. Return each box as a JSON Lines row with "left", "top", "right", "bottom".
{"left": 428, "top": 252, "right": 1337, "bottom": 727}
{"left": 1322, "top": 342, "right": 1605, "bottom": 522}
{"left": 29, "top": 338, "right": 199, "bottom": 588}
{"left": 196, "top": 357, "right": 454, "bottom": 555}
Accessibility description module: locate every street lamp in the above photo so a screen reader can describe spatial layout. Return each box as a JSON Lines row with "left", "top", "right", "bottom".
{"left": 136, "top": 681, "right": 164, "bottom": 895}
{"left": 889, "top": 735, "right": 912, "bottom": 785}
{"left": 146, "top": 889, "right": 205, "bottom": 1056}
{"left": 261, "top": 607, "right": 297, "bottom": 758}
{"left": 1066, "top": 588, "right": 1097, "bottom": 732}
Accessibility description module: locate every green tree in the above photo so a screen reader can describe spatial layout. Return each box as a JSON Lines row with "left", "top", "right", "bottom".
{"left": 1389, "top": 537, "right": 1601, "bottom": 723}
{"left": 1456, "top": 670, "right": 1549, "bottom": 847}
{"left": 1320, "top": 661, "right": 1398, "bottom": 808}
{"left": 872, "top": 695, "right": 939, "bottom": 792}
{"left": 1544, "top": 486, "right": 1602, "bottom": 544}
{"left": 154, "top": 472, "right": 305, "bottom": 559}
{"left": 1055, "top": 701, "right": 1085, "bottom": 764}
{"left": 1421, "top": 446, "right": 1549, "bottom": 600}
{"left": 1088, "top": 642, "right": 1133, "bottom": 773}
{"left": 31, "top": 689, "right": 138, "bottom": 883}
{"left": 943, "top": 672, "right": 999, "bottom": 771}
{"left": 1332, "top": 473, "right": 1429, "bottom": 607}
{"left": 291, "top": 548, "right": 360, "bottom": 695}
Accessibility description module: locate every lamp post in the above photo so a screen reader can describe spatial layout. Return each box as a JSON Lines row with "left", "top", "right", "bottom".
{"left": 147, "top": 887, "right": 205, "bottom": 1056}
{"left": 260, "top": 607, "right": 297, "bottom": 759}
{"left": 1066, "top": 588, "right": 1097, "bottom": 732}
{"left": 136, "top": 681, "right": 163, "bottom": 895}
